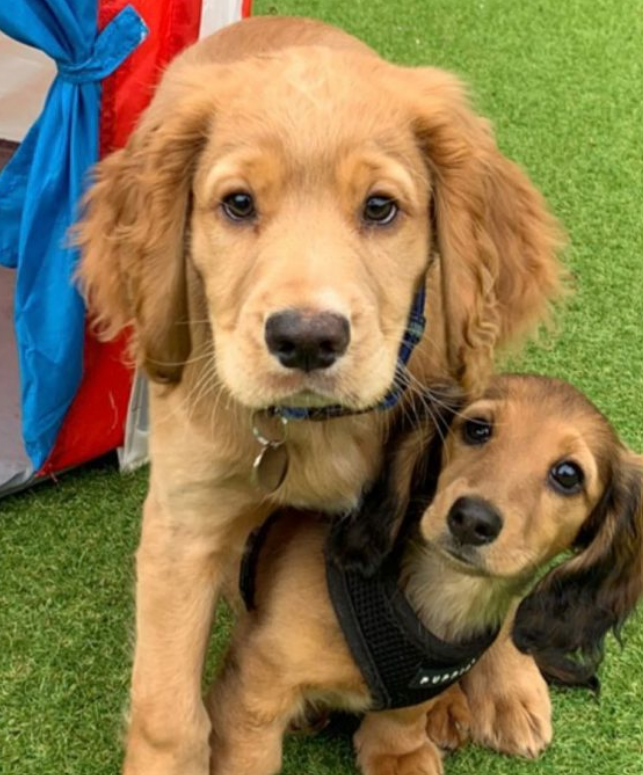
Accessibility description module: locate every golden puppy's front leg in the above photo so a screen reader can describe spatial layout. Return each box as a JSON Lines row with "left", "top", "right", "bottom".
{"left": 460, "top": 631, "right": 552, "bottom": 758}
{"left": 123, "top": 495, "right": 230, "bottom": 775}
{"left": 355, "top": 703, "right": 444, "bottom": 775}
{"left": 208, "top": 635, "right": 301, "bottom": 775}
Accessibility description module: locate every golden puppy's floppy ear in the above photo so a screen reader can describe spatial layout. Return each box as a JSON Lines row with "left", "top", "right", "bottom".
{"left": 513, "top": 450, "right": 643, "bottom": 689}
{"left": 407, "top": 68, "right": 566, "bottom": 391}
{"left": 76, "top": 72, "right": 217, "bottom": 383}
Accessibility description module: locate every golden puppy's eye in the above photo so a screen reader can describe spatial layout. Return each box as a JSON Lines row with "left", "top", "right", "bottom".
{"left": 221, "top": 191, "right": 256, "bottom": 222}
{"left": 549, "top": 461, "right": 585, "bottom": 495}
{"left": 363, "top": 195, "right": 398, "bottom": 226}
{"left": 462, "top": 418, "right": 492, "bottom": 446}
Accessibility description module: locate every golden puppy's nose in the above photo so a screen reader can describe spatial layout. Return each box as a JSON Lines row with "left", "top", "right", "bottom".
{"left": 447, "top": 497, "right": 503, "bottom": 546}
{"left": 265, "top": 310, "right": 350, "bottom": 372}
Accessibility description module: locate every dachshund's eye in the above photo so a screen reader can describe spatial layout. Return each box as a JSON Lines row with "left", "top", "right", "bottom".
{"left": 462, "top": 418, "right": 493, "bottom": 446}
{"left": 363, "top": 195, "right": 399, "bottom": 225}
{"left": 221, "top": 191, "right": 256, "bottom": 221}
{"left": 549, "top": 461, "right": 585, "bottom": 495}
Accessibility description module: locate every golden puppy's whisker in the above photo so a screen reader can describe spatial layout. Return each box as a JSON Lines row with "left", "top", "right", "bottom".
{"left": 394, "top": 369, "right": 448, "bottom": 439}
{"left": 172, "top": 318, "right": 212, "bottom": 326}
{"left": 156, "top": 355, "right": 222, "bottom": 430}
{"left": 145, "top": 348, "right": 216, "bottom": 369}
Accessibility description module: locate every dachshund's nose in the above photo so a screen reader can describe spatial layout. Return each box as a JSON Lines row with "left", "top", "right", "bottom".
{"left": 447, "top": 497, "right": 503, "bottom": 546}
{"left": 265, "top": 310, "right": 350, "bottom": 371}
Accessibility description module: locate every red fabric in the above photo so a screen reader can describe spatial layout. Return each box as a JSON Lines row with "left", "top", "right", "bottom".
{"left": 242, "top": 0, "right": 253, "bottom": 18}
{"left": 98, "top": 0, "right": 204, "bottom": 156}
{"left": 41, "top": 0, "right": 204, "bottom": 475}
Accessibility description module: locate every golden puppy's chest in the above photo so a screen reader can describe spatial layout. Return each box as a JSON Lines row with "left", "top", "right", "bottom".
{"left": 274, "top": 424, "right": 383, "bottom": 513}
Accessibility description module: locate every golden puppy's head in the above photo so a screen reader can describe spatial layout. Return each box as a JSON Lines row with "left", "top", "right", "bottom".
{"left": 77, "top": 19, "right": 563, "bottom": 410}
{"left": 419, "top": 374, "right": 643, "bottom": 686}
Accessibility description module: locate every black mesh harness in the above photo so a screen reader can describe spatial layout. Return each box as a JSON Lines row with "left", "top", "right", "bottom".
{"left": 325, "top": 558, "right": 499, "bottom": 709}
{"left": 239, "top": 513, "right": 499, "bottom": 711}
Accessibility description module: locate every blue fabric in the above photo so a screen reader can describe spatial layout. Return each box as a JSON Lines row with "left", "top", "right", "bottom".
{"left": 0, "top": 2, "right": 147, "bottom": 468}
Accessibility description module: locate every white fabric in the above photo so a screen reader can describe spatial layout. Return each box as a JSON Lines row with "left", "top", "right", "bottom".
{"left": 199, "top": 0, "right": 244, "bottom": 38}
{"left": 0, "top": 33, "right": 55, "bottom": 142}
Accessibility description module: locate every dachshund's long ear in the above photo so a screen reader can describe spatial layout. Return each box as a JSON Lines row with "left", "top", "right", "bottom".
{"left": 513, "top": 451, "right": 643, "bottom": 688}
{"left": 76, "top": 65, "right": 219, "bottom": 383}
{"left": 406, "top": 68, "right": 566, "bottom": 392}
{"left": 326, "top": 384, "right": 464, "bottom": 575}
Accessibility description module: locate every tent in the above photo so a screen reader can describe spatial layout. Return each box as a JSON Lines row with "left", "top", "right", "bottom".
{"left": 0, "top": 0, "right": 252, "bottom": 497}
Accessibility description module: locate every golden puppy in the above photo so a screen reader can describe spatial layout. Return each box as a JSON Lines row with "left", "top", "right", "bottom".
{"left": 209, "top": 374, "right": 643, "bottom": 775}
{"left": 76, "top": 15, "right": 564, "bottom": 775}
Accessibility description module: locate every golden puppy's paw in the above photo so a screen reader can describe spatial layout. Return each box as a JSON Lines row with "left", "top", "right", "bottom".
{"left": 425, "top": 684, "right": 471, "bottom": 752}
{"left": 358, "top": 741, "right": 444, "bottom": 775}
{"left": 467, "top": 674, "right": 552, "bottom": 758}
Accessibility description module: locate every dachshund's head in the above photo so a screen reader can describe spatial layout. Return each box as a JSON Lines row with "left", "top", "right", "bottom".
{"left": 416, "top": 374, "right": 643, "bottom": 686}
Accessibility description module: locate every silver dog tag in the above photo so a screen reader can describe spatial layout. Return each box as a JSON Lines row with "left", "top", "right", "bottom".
{"left": 251, "top": 412, "right": 289, "bottom": 493}
{"left": 252, "top": 443, "right": 289, "bottom": 492}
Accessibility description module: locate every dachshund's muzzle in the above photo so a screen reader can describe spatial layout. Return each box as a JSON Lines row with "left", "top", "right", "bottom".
{"left": 447, "top": 496, "right": 504, "bottom": 546}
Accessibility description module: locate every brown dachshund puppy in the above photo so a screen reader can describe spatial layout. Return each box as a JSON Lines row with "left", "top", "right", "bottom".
{"left": 209, "top": 374, "right": 643, "bottom": 775}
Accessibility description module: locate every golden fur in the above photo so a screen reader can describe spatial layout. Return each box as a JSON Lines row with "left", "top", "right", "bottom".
{"left": 209, "top": 375, "right": 643, "bottom": 775}
{"left": 76, "top": 16, "right": 565, "bottom": 775}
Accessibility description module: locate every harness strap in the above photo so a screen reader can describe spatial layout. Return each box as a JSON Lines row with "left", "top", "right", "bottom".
{"left": 239, "top": 510, "right": 283, "bottom": 611}
{"left": 326, "top": 559, "right": 499, "bottom": 710}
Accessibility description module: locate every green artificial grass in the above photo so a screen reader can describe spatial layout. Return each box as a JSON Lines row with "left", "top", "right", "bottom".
{"left": 2, "top": 1, "right": 642, "bottom": 773}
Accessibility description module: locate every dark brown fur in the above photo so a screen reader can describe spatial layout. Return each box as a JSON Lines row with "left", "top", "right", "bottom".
{"left": 513, "top": 453, "right": 643, "bottom": 687}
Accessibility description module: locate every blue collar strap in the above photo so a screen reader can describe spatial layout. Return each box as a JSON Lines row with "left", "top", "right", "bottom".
{"left": 270, "top": 281, "right": 427, "bottom": 422}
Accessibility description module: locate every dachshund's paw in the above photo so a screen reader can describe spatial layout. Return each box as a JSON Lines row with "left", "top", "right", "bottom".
{"left": 358, "top": 742, "right": 444, "bottom": 775}
{"left": 425, "top": 684, "right": 471, "bottom": 752}
{"left": 326, "top": 514, "right": 390, "bottom": 577}
{"left": 467, "top": 674, "right": 552, "bottom": 758}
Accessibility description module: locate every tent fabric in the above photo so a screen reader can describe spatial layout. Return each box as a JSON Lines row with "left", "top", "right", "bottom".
{"left": 199, "top": 0, "right": 252, "bottom": 35}
{"left": 0, "top": 1, "right": 147, "bottom": 469}
{"left": 0, "top": 0, "right": 252, "bottom": 493}
{"left": 0, "top": 36, "right": 55, "bottom": 143}
{"left": 42, "top": 0, "right": 205, "bottom": 476}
